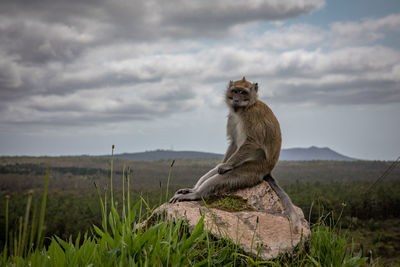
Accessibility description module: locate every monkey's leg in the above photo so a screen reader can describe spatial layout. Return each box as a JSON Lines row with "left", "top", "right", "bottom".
{"left": 192, "top": 165, "right": 220, "bottom": 189}
{"left": 174, "top": 165, "right": 220, "bottom": 195}
{"left": 219, "top": 142, "right": 264, "bottom": 174}
{"left": 170, "top": 173, "right": 221, "bottom": 203}
{"left": 170, "top": 173, "right": 249, "bottom": 203}
{"left": 223, "top": 143, "right": 237, "bottom": 163}
{"left": 263, "top": 174, "right": 300, "bottom": 233}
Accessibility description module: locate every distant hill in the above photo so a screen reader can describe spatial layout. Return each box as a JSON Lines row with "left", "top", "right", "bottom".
{"left": 279, "top": 146, "right": 357, "bottom": 161}
{"left": 113, "top": 146, "right": 357, "bottom": 161}
{"left": 114, "top": 150, "right": 223, "bottom": 161}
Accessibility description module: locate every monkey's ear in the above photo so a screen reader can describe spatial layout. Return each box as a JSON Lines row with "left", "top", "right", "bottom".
{"left": 229, "top": 80, "right": 234, "bottom": 87}
{"left": 254, "top": 83, "right": 258, "bottom": 93}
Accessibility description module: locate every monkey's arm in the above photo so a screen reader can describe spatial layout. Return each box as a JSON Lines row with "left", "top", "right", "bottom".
{"left": 218, "top": 141, "right": 264, "bottom": 174}
{"left": 223, "top": 143, "right": 237, "bottom": 163}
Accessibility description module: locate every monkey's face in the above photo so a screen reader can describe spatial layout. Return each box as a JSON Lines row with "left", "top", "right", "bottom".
{"left": 226, "top": 77, "right": 258, "bottom": 112}
{"left": 227, "top": 87, "right": 251, "bottom": 111}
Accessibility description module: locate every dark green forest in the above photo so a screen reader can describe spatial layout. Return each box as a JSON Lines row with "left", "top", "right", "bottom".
{"left": 0, "top": 156, "right": 399, "bottom": 265}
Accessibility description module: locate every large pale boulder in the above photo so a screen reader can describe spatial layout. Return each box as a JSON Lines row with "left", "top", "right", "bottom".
{"left": 149, "top": 181, "right": 310, "bottom": 260}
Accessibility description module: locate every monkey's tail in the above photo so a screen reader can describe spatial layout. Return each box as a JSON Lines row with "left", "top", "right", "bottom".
{"left": 263, "top": 173, "right": 300, "bottom": 228}
{"left": 263, "top": 173, "right": 283, "bottom": 193}
{"left": 263, "top": 173, "right": 291, "bottom": 205}
{"left": 263, "top": 173, "right": 274, "bottom": 183}
{"left": 263, "top": 174, "right": 284, "bottom": 197}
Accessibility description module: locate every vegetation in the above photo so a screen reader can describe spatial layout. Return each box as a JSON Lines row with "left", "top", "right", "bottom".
{"left": 0, "top": 154, "right": 399, "bottom": 265}
{"left": 208, "top": 196, "right": 254, "bottom": 212}
{"left": 0, "top": 183, "right": 368, "bottom": 266}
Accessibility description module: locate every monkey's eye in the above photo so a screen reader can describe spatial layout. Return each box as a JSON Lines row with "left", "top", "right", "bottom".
{"left": 239, "top": 90, "right": 248, "bottom": 95}
{"left": 232, "top": 89, "right": 238, "bottom": 94}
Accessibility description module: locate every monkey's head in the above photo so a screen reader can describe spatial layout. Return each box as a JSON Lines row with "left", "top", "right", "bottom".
{"left": 226, "top": 77, "right": 258, "bottom": 112}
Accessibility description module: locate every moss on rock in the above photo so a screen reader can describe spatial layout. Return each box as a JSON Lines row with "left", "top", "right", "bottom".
{"left": 207, "top": 195, "right": 254, "bottom": 212}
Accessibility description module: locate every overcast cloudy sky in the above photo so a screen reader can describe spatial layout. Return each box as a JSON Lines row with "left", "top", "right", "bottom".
{"left": 1, "top": 0, "right": 399, "bottom": 160}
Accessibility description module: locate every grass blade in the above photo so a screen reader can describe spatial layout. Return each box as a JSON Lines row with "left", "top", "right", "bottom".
{"left": 165, "top": 160, "right": 175, "bottom": 203}
{"left": 20, "top": 190, "right": 33, "bottom": 256}
{"left": 36, "top": 168, "right": 49, "bottom": 248}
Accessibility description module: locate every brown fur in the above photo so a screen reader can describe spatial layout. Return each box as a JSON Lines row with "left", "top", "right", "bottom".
{"left": 170, "top": 77, "right": 300, "bottom": 232}
{"left": 224, "top": 93, "right": 282, "bottom": 175}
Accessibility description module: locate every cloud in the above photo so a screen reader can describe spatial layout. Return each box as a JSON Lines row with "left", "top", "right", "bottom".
{"left": 255, "top": 46, "right": 400, "bottom": 105}
{"left": 0, "top": 0, "right": 324, "bottom": 45}
{"left": 249, "top": 24, "right": 324, "bottom": 50}
{"left": 1, "top": 81, "right": 201, "bottom": 127}
{"left": 0, "top": 16, "right": 95, "bottom": 65}
{"left": 1, "top": 1, "right": 400, "bottom": 131}
{"left": 2, "top": 41, "right": 400, "bottom": 127}
{"left": 272, "top": 76, "right": 400, "bottom": 106}
{"left": 154, "top": 0, "right": 324, "bottom": 37}
{"left": 329, "top": 14, "right": 400, "bottom": 46}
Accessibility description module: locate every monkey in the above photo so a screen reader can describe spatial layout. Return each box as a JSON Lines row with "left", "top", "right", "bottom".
{"left": 169, "top": 77, "right": 300, "bottom": 233}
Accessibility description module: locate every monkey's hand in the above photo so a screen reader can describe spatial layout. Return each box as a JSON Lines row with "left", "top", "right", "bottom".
{"left": 175, "top": 188, "right": 194, "bottom": 195}
{"left": 217, "top": 164, "right": 233, "bottom": 174}
{"left": 169, "top": 192, "right": 199, "bottom": 203}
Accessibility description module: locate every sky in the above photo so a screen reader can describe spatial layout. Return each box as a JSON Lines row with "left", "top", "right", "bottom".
{"left": 0, "top": 0, "right": 399, "bottom": 160}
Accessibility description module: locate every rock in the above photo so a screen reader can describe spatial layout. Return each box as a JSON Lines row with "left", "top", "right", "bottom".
{"left": 148, "top": 181, "right": 310, "bottom": 260}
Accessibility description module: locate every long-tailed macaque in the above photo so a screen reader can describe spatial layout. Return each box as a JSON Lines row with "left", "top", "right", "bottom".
{"left": 169, "top": 77, "right": 300, "bottom": 232}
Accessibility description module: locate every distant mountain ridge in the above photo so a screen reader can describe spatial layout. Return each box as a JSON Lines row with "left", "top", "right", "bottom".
{"left": 113, "top": 146, "right": 357, "bottom": 161}
{"left": 279, "top": 146, "right": 356, "bottom": 161}
{"left": 115, "top": 150, "right": 223, "bottom": 161}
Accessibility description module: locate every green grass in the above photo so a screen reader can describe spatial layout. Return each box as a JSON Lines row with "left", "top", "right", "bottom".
{"left": 0, "top": 197, "right": 368, "bottom": 266}
{"left": 207, "top": 196, "right": 254, "bottom": 212}
{"left": 0, "top": 147, "right": 370, "bottom": 266}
